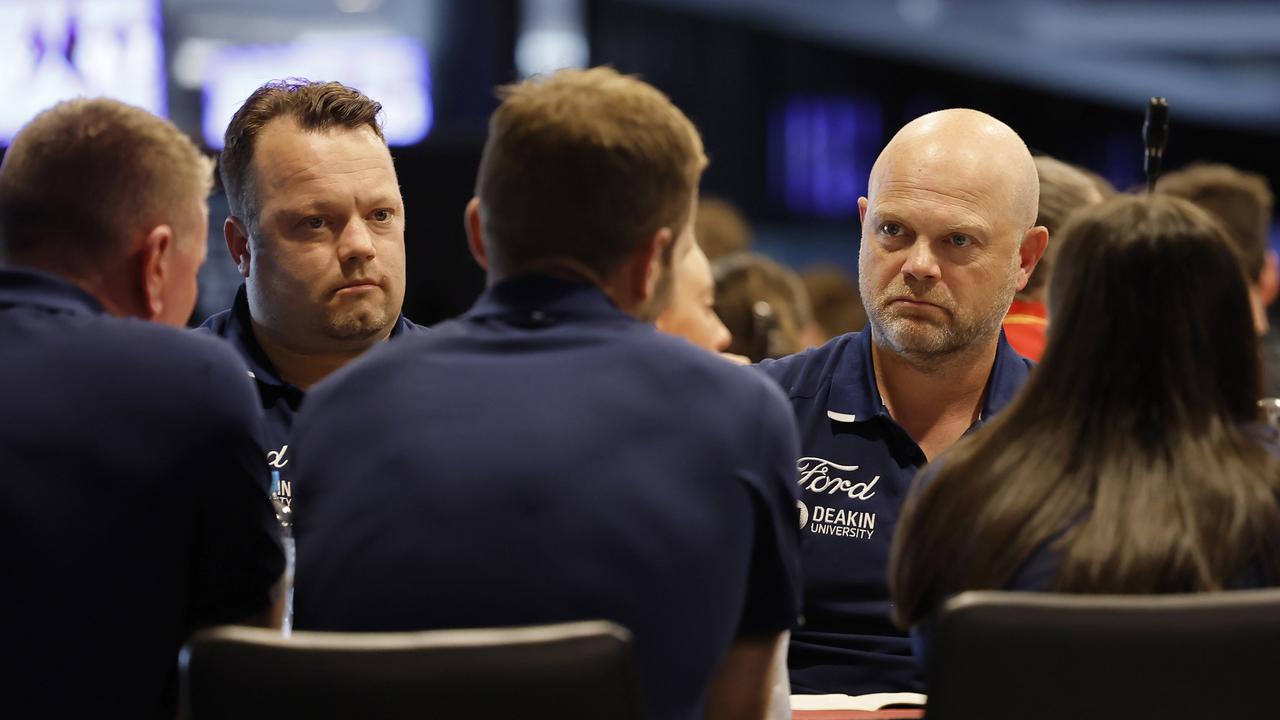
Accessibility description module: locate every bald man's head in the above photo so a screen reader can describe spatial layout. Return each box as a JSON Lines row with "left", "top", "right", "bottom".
{"left": 857, "top": 108, "right": 1048, "bottom": 366}
{"left": 869, "top": 109, "right": 1040, "bottom": 232}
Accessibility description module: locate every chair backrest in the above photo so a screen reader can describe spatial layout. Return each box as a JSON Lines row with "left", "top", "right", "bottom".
{"left": 925, "top": 588, "right": 1280, "bottom": 720}
{"left": 179, "top": 620, "right": 641, "bottom": 720}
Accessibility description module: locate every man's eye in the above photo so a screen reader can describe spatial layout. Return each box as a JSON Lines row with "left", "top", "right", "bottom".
{"left": 948, "top": 233, "right": 971, "bottom": 247}
{"left": 880, "top": 222, "right": 902, "bottom": 236}
{"left": 304, "top": 217, "right": 325, "bottom": 230}
{"left": 371, "top": 209, "right": 392, "bottom": 222}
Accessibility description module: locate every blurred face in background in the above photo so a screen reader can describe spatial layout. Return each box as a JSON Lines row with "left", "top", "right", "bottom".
{"left": 657, "top": 242, "right": 732, "bottom": 352}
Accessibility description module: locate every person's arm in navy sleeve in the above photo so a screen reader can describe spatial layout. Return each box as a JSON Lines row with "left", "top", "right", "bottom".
{"left": 706, "top": 379, "right": 803, "bottom": 720}
{"left": 188, "top": 349, "right": 287, "bottom": 629}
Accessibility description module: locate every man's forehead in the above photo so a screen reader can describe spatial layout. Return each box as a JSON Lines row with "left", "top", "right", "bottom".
{"left": 252, "top": 120, "right": 394, "bottom": 186}
{"left": 870, "top": 118, "right": 1038, "bottom": 228}
{"left": 869, "top": 183, "right": 999, "bottom": 235}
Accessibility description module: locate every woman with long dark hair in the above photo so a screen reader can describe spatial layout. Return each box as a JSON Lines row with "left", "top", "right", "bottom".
{"left": 890, "top": 194, "right": 1280, "bottom": 638}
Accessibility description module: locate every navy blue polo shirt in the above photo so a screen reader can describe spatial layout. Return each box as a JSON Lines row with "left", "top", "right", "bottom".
{"left": 291, "top": 275, "right": 803, "bottom": 720}
{"left": 756, "top": 327, "right": 1032, "bottom": 695}
{"left": 0, "top": 267, "right": 285, "bottom": 719}
{"left": 197, "top": 284, "right": 422, "bottom": 506}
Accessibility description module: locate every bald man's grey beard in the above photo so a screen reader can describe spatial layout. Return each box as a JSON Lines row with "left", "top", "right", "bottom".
{"left": 867, "top": 276, "right": 1018, "bottom": 369}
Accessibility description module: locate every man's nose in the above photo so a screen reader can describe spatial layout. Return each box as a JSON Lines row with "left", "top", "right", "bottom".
{"left": 902, "top": 239, "right": 940, "bottom": 284}
{"left": 337, "top": 218, "right": 377, "bottom": 264}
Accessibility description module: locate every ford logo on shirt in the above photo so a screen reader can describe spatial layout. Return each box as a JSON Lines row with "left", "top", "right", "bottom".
{"left": 797, "top": 456, "right": 879, "bottom": 500}
{"left": 797, "top": 457, "right": 880, "bottom": 540}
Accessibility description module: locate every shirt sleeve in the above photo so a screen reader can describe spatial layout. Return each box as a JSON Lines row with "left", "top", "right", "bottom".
{"left": 187, "top": 348, "right": 285, "bottom": 627}
{"left": 736, "top": 377, "right": 804, "bottom": 637}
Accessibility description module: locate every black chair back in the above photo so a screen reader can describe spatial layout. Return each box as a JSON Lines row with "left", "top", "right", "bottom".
{"left": 179, "top": 620, "right": 641, "bottom": 720}
{"left": 925, "top": 588, "right": 1280, "bottom": 720}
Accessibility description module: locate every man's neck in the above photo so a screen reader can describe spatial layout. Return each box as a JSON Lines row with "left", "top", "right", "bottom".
{"left": 250, "top": 320, "right": 393, "bottom": 391}
{"left": 871, "top": 332, "right": 1000, "bottom": 461}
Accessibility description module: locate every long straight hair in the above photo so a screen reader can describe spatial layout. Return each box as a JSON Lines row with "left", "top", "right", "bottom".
{"left": 890, "top": 194, "right": 1280, "bottom": 627}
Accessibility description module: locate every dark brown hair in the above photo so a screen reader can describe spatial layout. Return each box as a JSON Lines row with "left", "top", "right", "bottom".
{"left": 1157, "top": 163, "right": 1274, "bottom": 282}
{"left": 802, "top": 265, "right": 866, "bottom": 339}
{"left": 891, "top": 194, "right": 1280, "bottom": 627}
{"left": 219, "top": 79, "right": 384, "bottom": 223}
{"left": 475, "top": 67, "right": 707, "bottom": 279}
{"left": 0, "top": 98, "right": 212, "bottom": 274}
{"left": 712, "top": 252, "right": 812, "bottom": 362}
{"left": 695, "top": 196, "right": 752, "bottom": 261}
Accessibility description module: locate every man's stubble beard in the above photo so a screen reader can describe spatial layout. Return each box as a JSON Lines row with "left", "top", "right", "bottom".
{"left": 321, "top": 300, "right": 394, "bottom": 341}
{"left": 862, "top": 270, "right": 1018, "bottom": 369}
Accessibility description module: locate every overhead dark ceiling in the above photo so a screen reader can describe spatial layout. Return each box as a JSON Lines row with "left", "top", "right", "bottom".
{"left": 625, "top": 0, "right": 1280, "bottom": 131}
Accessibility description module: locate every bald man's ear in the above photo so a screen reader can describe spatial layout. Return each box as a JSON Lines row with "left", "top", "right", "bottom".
{"left": 858, "top": 197, "right": 869, "bottom": 224}
{"left": 1015, "top": 225, "right": 1049, "bottom": 292}
{"left": 464, "top": 197, "right": 490, "bottom": 275}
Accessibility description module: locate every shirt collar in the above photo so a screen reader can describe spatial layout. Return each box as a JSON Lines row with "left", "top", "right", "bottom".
{"left": 464, "top": 274, "right": 634, "bottom": 325}
{"left": 221, "top": 284, "right": 419, "bottom": 390}
{"left": 827, "top": 328, "right": 1029, "bottom": 427}
{"left": 0, "top": 267, "right": 106, "bottom": 316}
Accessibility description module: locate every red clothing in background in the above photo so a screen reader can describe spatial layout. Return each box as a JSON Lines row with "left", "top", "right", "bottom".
{"left": 1003, "top": 298, "right": 1048, "bottom": 361}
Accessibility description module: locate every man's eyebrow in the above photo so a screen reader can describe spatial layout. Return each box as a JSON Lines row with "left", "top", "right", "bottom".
{"left": 871, "top": 204, "right": 993, "bottom": 235}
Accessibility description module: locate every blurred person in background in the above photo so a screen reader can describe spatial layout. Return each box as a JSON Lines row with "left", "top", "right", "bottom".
{"left": 291, "top": 67, "right": 802, "bottom": 720}
{"left": 1157, "top": 163, "right": 1280, "bottom": 396}
{"left": 757, "top": 108, "right": 1046, "bottom": 696}
{"left": 713, "top": 252, "right": 819, "bottom": 362}
{"left": 891, "top": 194, "right": 1280, "bottom": 666}
{"left": 0, "top": 98, "right": 284, "bottom": 719}
{"left": 198, "top": 80, "right": 423, "bottom": 509}
{"left": 802, "top": 264, "right": 867, "bottom": 343}
{"left": 656, "top": 241, "right": 732, "bottom": 352}
{"left": 696, "top": 195, "right": 753, "bottom": 261}
{"left": 1002, "top": 155, "right": 1105, "bottom": 360}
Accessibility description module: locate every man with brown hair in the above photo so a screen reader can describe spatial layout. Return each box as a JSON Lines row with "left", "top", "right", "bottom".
{"left": 292, "top": 67, "right": 802, "bottom": 720}
{"left": 199, "top": 79, "right": 421, "bottom": 508}
{"left": 1157, "top": 163, "right": 1280, "bottom": 395}
{"left": 1157, "top": 164, "right": 1278, "bottom": 333}
{"left": 0, "top": 98, "right": 283, "bottom": 718}
{"left": 1001, "top": 155, "right": 1105, "bottom": 360}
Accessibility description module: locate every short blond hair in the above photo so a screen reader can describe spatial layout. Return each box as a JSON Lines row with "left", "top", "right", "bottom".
{"left": 0, "top": 98, "right": 213, "bottom": 272}
{"left": 1024, "top": 155, "right": 1105, "bottom": 294}
{"left": 476, "top": 66, "right": 708, "bottom": 278}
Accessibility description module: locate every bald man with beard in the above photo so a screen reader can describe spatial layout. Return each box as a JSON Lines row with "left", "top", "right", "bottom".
{"left": 757, "top": 109, "right": 1048, "bottom": 696}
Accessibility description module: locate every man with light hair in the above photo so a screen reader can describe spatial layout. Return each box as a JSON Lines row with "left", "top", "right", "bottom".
{"left": 0, "top": 98, "right": 284, "bottom": 718}
{"left": 292, "top": 67, "right": 802, "bottom": 720}
{"left": 758, "top": 109, "right": 1047, "bottom": 695}
{"left": 1002, "top": 155, "right": 1105, "bottom": 360}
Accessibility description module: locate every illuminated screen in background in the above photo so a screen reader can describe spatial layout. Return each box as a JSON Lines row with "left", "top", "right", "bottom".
{"left": 769, "top": 95, "right": 882, "bottom": 219}
{"left": 202, "top": 36, "right": 432, "bottom": 149}
{"left": 0, "top": 0, "right": 166, "bottom": 145}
